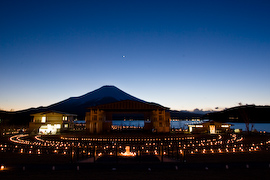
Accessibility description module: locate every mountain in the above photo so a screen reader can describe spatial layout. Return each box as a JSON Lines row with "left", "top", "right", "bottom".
{"left": 170, "top": 110, "right": 203, "bottom": 120}
{"left": 0, "top": 86, "right": 147, "bottom": 124}
{"left": 45, "top": 85, "right": 145, "bottom": 118}
{"left": 191, "top": 109, "right": 216, "bottom": 115}
{"left": 49, "top": 85, "right": 144, "bottom": 107}
{"left": 0, "top": 85, "right": 204, "bottom": 125}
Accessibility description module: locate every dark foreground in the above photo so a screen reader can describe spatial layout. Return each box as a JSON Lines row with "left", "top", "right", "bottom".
{"left": 1, "top": 152, "right": 270, "bottom": 180}
{"left": 1, "top": 162, "right": 270, "bottom": 180}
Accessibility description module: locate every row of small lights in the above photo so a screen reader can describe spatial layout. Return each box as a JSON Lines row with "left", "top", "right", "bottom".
{"left": 5, "top": 134, "right": 252, "bottom": 149}
{"left": 111, "top": 125, "right": 144, "bottom": 130}
{"left": 1, "top": 128, "right": 27, "bottom": 136}
{"left": 1, "top": 132, "right": 269, "bottom": 172}
{"left": 1, "top": 143, "right": 267, "bottom": 157}
{"left": 3, "top": 133, "right": 269, "bottom": 157}
{"left": 77, "top": 136, "right": 195, "bottom": 142}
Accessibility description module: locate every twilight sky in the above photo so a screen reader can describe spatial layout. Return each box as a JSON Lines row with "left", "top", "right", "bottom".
{"left": 1, "top": 0, "right": 270, "bottom": 111}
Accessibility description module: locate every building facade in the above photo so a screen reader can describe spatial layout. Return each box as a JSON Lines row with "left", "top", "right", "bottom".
{"left": 188, "top": 121, "right": 232, "bottom": 134}
{"left": 29, "top": 111, "right": 77, "bottom": 134}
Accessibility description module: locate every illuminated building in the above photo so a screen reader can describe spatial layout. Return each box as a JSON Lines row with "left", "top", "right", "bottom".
{"left": 188, "top": 121, "right": 231, "bottom": 134}
{"left": 29, "top": 111, "right": 77, "bottom": 134}
{"left": 85, "top": 100, "right": 171, "bottom": 133}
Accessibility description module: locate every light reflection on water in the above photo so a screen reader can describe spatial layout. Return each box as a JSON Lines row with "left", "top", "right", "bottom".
{"left": 113, "top": 120, "right": 270, "bottom": 132}
{"left": 172, "top": 121, "right": 270, "bottom": 132}
{"left": 229, "top": 122, "right": 270, "bottom": 132}
{"left": 113, "top": 120, "right": 144, "bottom": 127}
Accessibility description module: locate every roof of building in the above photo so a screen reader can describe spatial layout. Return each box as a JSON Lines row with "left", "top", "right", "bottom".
{"left": 88, "top": 100, "right": 169, "bottom": 111}
{"left": 30, "top": 110, "right": 77, "bottom": 116}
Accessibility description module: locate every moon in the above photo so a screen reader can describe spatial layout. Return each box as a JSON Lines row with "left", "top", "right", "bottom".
{"left": 122, "top": 55, "right": 126, "bottom": 58}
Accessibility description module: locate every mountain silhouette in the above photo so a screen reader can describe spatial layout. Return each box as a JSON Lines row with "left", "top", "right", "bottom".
{"left": 0, "top": 85, "right": 203, "bottom": 125}
{"left": 46, "top": 85, "right": 145, "bottom": 118}
{"left": 204, "top": 105, "right": 270, "bottom": 123}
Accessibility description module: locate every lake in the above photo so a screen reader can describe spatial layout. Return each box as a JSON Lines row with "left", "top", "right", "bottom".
{"left": 113, "top": 120, "right": 270, "bottom": 132}
{"left": 112, "top": 120, "right": 144, "bottom": 128}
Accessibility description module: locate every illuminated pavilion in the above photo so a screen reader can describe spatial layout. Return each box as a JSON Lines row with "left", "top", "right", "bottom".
{"left": 85, "top": 100, "right": 171, "bottom": 133}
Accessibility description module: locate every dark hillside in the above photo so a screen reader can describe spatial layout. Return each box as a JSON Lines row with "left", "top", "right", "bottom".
{"left": 204, "top": 105, "right": 270, "bottom": 123}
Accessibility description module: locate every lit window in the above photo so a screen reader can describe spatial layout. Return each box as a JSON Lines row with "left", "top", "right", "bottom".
{"left": 55, "top": 124, "right": 61, "bottom": 129}
{"left": 189, "top": 126, "right": 193, "bottom": 132}
{"left": 221, "top": 125, "right": 229, "bottom": 128}
{"left": 209, "top": 125, "right": 215, "bottom": 134}
{"left": 63, "top": 116, "right": 67, "bottom": 121}
{"left": 41, "top": 117, "right": 46, "bottom": 123}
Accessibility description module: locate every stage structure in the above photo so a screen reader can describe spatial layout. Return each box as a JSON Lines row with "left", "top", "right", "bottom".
{"left": 85, "top": 100, "right": 171, "bottom": 133}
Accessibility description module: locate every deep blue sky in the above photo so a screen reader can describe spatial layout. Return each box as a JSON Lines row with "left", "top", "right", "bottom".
{"left": 1, "top": 0, "right": 270, "bottom": 111}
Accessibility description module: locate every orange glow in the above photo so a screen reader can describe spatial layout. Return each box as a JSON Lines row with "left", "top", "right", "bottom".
{"left": 120, "top": 146, "right": 136, "bottom": 157}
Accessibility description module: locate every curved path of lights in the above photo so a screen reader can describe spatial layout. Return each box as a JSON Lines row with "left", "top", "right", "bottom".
{"left": 1, "top": 133, "right": 269, "bottom": 159}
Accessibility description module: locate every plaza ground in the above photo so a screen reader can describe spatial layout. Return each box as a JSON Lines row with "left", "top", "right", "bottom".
{"left": 1, "top": 133, "right": 270, "bottom": 179}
